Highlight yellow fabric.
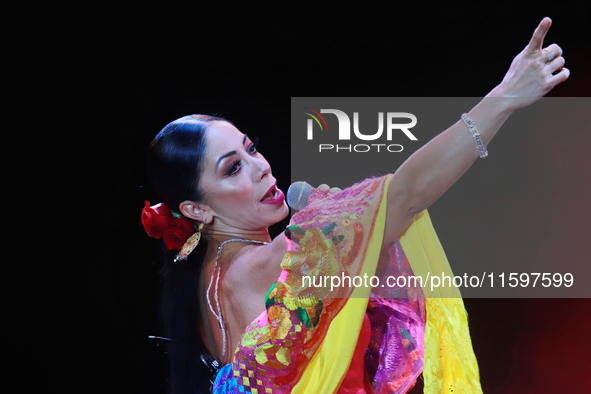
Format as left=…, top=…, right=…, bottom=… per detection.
left=291, top=176, right=390, bottom=393
left=291, top=178, right=483, bottom=393
left=399, top=210, right=483, bottom=393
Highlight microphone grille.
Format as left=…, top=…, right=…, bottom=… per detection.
left=286, top=181, right=312, bottom=211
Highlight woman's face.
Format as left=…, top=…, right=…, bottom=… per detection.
left=197, top=121, right=288, bottom=233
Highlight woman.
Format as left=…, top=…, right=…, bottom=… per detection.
left=141, top=18, right=568, bottom=394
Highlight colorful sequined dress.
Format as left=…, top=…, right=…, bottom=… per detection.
left=212, top=175, right=483, bottom=393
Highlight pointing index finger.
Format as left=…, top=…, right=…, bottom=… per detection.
left=526, top=17, right=552, bottom=53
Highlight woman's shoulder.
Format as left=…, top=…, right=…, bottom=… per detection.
left=223, top=233, right=287, bottom=327
left=225, top=232, right=287, bottom=287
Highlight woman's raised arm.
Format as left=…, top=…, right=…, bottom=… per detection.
left=382, top=17, right=570, bottom=246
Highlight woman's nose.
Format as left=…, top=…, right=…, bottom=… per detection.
left=251, top=156, right=271, bottom=181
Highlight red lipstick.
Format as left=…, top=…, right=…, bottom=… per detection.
left=260, top=182, right=285, bottom=205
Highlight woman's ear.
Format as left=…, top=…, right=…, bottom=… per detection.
left=179, top=200, right=212, bottom=224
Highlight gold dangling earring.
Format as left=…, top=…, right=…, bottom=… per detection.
left=175, top=222, right=205, bottom=262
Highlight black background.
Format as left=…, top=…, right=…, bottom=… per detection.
left=7, top=2, right=590, bottom=393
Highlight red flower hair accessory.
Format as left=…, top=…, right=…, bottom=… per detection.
left=141, top=201, right=196, bottom=251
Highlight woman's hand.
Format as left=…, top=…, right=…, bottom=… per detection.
left=317, top=184, right=342, bottom=194
left=489, top=17, right=569, bottom=109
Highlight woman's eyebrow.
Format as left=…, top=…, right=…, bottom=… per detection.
left=214, top=134, right=248, bottom=173
left=214, top=150, right=237, bottom=173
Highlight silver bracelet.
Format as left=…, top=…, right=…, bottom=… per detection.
left=461, top=113, right=488, bottom=159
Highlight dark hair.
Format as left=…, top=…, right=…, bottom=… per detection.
left=146, top=114, right=226, bottom=394
left=146, top=115, right=224, bottom=209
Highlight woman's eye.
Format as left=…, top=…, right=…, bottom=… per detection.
left=226, top=160, right=243, bottom=176
left=248, top=137, right=260, bottom=154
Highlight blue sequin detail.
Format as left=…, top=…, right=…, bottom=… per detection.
left=212, top=364, right=237, bottom=394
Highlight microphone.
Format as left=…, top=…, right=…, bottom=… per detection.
left=286, top=181, right=313, bottom=211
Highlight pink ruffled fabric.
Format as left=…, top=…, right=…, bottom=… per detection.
left=212, top=176, right=426, bottom=393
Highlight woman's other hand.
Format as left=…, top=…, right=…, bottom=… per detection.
left=317, top=184, right=342, bottom=194
left=490, top=17, right=570, bottom=109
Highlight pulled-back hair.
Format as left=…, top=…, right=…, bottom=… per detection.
left=146, top=114, right=227, bottom=394
left=146, top=114, right=226, bottom=210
